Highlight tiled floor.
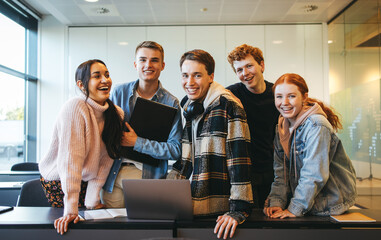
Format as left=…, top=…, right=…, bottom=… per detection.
left=355, top=178, right=381, bottom=209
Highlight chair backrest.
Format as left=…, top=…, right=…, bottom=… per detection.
left=11, top=162, right=39, bottom=171
left=17, top=179, right=51, bottom=207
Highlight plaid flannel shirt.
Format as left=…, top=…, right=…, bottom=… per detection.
left=168, top=94, right=253, bottom=223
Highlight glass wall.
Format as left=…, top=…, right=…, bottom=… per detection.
left=329, top=0, right=381, bottom=205
left=0, top=0, right=37, bottom=171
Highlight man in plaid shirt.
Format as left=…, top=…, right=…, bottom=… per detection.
left=167, top=49, right=253, bottom=239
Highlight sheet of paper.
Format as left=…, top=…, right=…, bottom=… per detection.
left=82, top=208, right=127, bottom=219
left=84, top=209, right=113, bottom=220
left=107, top=208, right=127, bottom=218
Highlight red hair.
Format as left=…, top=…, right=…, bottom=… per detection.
left=273, top=73, right=342, bottom=131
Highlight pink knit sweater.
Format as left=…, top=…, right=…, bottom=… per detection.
left=39, top=95, right=123, bottom=216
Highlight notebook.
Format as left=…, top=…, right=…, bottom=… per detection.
left=122, top=179, right=193, bottom=220
left=121, top=97, right=177, bottom=166
left=330, top=212, right=376, bottom=222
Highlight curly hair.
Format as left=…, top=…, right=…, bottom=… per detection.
left=227, top=44, right=264, bottom=72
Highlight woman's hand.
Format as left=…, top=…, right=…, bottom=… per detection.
left=263, top=206, right=283, bottom=217
left=269, top=209, right=296, bottom=219
left=54, top=213, right=80, bottom=235
left=121, top=122, right=137, bottom=147
left=214, top=215, right=238, bottom=239
left=87, top=203, right=106, bottom=210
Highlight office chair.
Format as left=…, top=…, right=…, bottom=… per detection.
left=11, top=162, right=39, bottom=171
left=17, top=179, right=51, bottom=207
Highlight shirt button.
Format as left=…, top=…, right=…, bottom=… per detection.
left=113, top=172, right=116, bottom=174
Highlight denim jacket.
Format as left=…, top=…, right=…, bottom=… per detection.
left=267, top=114, right=357, bottom=216
left=103, top=80, right=182, bottom=192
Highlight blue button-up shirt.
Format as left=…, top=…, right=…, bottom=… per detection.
left=103, top=80, right=182, bottom=192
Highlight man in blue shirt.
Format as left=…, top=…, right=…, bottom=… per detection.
left=102, top=41, right=182, bottom=208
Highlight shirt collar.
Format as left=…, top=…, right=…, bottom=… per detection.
left=130, top=79, right=164, bottom=101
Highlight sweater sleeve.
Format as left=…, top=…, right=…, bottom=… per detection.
left=84, top=154, right=114, bottom=208
left=56, top=100, right=89, bottom=216
left=225, top=101, right=253, bottom=223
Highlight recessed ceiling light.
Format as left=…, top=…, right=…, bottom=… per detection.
left=304, top=5, right=318, bottom=13
left=118, top=42, right=129, bottom=46
left=200, top=8, right=208, bottom=12
left=96, top=7, right=110, bottom=14
left=85, top=0, right=99, bottom=2
left=328, top=40, right=333, bottom=44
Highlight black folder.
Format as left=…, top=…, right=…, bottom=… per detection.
left=121, top=97, right=177, bottom=166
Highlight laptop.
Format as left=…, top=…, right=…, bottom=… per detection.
left=122, top=179, right=193, bottom=220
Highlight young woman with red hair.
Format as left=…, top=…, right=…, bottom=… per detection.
left=264, top=73, right=356, bottom=218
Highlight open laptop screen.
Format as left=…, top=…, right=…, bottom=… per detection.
left=122, top=179, right=193, bottom=220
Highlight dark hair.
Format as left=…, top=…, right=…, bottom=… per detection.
left=135, top=41, right=164, bottom=61
left=75, top=59, right=123, bottom=158
left=273, top=73, right=342, bottom=131
left=179, top=49, right=215, bottom=75
left=227, top=44, right=264, bottom=72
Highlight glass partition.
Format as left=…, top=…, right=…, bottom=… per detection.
left=328, top=0, right=381, bottom=208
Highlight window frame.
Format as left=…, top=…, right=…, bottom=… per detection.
left=0, top=0, right=38, bottom=163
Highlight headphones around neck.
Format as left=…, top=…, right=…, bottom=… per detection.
left=181, top=96, right=204, bottom=121
left=183, top=102, right=204, bottom=121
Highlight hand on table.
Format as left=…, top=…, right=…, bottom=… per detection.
left=267, top=209, right=296, bottom=219
left=54, top=213, right=80, bottom=235
left=214, top=214, right=238, bottom=239
left=263, top=206, right=283, bottom=217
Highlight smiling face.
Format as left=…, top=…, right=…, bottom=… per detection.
left=233, top=55, right=264, bottom=93
left=77, top=62, right=112, bottom=106
left=134, top=47, right=165, bottom=83
left=274, top=82, right=308, bottom=126
left=181, top=60, right=214, bottom=101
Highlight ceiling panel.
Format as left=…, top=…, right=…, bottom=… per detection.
left=221, top=3, right=257, bottom=16
left=21, top=0, right=354, bottom=25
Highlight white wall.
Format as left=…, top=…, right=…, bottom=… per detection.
left=38, top=16, right=66, bottom=161
left=38, top=22, right=328, bottom=160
